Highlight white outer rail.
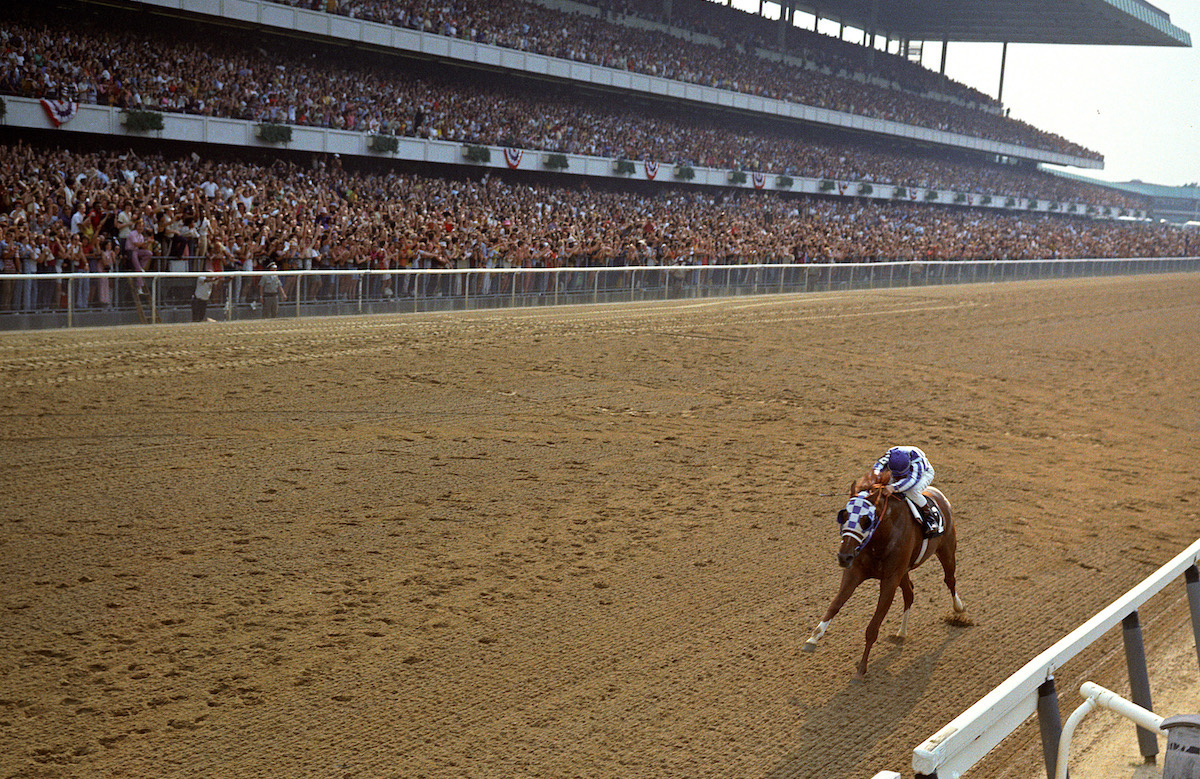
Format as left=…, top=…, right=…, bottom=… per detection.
left=910, top=538, right=1200, bottom=779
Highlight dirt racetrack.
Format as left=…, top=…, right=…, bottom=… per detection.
left=1, top=273, right=1198, bottom=779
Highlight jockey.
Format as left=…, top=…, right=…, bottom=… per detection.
left=873, top=446, right=943, bottom=538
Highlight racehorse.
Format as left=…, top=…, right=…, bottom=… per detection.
left=800, top=470, right=965, bottom=680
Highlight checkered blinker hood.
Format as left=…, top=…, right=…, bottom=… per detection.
left=840, top=492, right=877, bottom=548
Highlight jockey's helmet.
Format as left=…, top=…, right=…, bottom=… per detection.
left=887, top=449, right=911, bottom=477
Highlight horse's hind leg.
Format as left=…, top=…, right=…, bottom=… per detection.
left=936, top=540, right=966, bottom=613
left=893, top=573, right=914, bottom=640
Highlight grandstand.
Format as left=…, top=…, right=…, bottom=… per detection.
left=0, top=0, right=1192, bottom=327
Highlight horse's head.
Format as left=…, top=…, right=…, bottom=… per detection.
left=835, top=475, right=892, bottom=567
left=836, top=492, right=877, bottom=567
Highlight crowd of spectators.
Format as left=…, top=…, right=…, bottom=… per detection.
left=0, top=14, right=1132, bottom=210
left=0, top=140, right=1188, bottom=313
left=261, top=0, right=1098, bottom=159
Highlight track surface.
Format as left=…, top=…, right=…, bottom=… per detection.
left=1, top=275, right=1198, bottom=778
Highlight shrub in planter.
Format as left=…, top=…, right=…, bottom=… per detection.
left=613, top=158, right=636, bottom=176
left=543, top=153, right=569, bottom=170
left=776, top=175, right=794, bottom=189
left=0, top=96, right=8, bottom=122
left=818, top=179, right=835, bottom=192
left=953, top=193, right=967, bottom=204
left=257, top=123, right=292, bottom=144
left=980, top=195, right=993, bottom=206
left=462, top=145, right=491, bottom=163
left=1005, top=196, right=1017, bottom=207
left=728, top=170, right=747, bottom=185
left=891, top=186, right=907, bottom=199
left=368, top=134, right=399, bottom=153
left=121, top=109, right=164, bottom=132
left=1027, top=199, right=1039, bottom=210
left=857, top=183, right=873, bottom=196
left=925, top=189, right=939, bottom=201
left=674, top=165, right=695, bottom=181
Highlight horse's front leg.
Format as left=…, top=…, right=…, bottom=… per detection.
left=802, top=567, right=865, bottom=653
left=855, top=575, right=901, bottom=680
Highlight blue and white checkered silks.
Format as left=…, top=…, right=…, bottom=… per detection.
left=874, top=446, right=934, bottom=496
left=840, top=492, right=878, bottom=548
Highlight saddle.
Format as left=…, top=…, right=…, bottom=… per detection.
left=903, top=497, right=945, bottom=539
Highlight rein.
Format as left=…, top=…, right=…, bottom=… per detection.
left=863, top=482, right=892, bottom=518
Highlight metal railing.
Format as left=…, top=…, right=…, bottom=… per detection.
left=899, top=537, right=1200, bottom=779
left=0, top=257, right=1196, bottom=330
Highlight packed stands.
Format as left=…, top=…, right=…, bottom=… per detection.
left=257, top=0, right=1099, bottom=159
left=0, top=140, right=1188, bottom=312
left=0, top=1, right=1189, bottom=320
left=0, top=11, right=1132, bottom=208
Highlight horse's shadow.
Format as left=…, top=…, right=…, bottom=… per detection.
left=762, top=621, right=971, bottom=779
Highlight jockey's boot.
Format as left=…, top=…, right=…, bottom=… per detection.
left=919, top=502, right=945, bottom=539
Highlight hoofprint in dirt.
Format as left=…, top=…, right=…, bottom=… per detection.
left=0, top=274, right=1196, bottom=779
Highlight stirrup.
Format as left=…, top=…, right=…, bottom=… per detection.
left=921, top=506, right=945, bottom=539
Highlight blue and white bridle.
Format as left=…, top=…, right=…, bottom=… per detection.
left=839, top=491, right=878, bottom=549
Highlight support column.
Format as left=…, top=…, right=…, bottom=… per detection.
left=940, top=34, right=948, bottom=74
left=866, top=0, right=880, bottom=67
left=998, top=41, right=1008, bottom=102
left=778, top=2, right=787, bottom=50
left=1186, top=566, right=1200, bottom=672
left=1037, top=677, right=1063, bottom=779
left=1123, top=611, right=1159, bottom=763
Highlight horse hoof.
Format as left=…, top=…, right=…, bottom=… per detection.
left=801, top=641, right=818, bottom=654
left=851, top=670, right=866, bottom=683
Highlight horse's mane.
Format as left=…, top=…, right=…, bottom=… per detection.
left=851, top=469, right=893, bottom=496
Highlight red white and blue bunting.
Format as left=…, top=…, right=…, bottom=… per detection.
left=836, top=181, right=848, bottom=196
left=40, top=99, right=79, bottom=128
left=645, top=161, right=659, bottom=180
left=503, top=147, right=523, bottom=169
left=752, top=172, right=766, bottom=190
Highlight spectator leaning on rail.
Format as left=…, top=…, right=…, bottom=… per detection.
left=259, top=262, right=285, bottom=318
left=873, top=446, right=943, bottom=538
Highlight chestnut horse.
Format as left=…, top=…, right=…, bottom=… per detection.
left=801, top=471, right=965, bottom=679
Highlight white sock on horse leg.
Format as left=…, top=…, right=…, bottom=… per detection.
left=808, top=620, right=831, bottom=643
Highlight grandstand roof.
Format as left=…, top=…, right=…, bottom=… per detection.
left=790, top=0, right=1191, bottom=47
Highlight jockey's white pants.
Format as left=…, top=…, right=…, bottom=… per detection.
left=901, top=469, right=935, bottom=507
